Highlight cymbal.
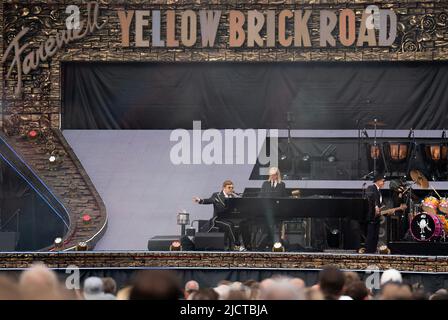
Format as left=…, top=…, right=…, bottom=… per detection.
left=410, top=170, right=429, bottom=189
left=366, top=120, right=387, bottom=127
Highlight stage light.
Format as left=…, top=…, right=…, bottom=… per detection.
left=378, top=245, right=391, bottom=255
left=302, top=154, right=310, bottom=162
left=170, top=240, right=182, bottom=251
left=27, top=129, right=39, bottom=140
left=54, top=237, right=63, bottom=248
left=76, top=242, right=88, bottom=251
left=82, top=214, right=92, bottom=225
left=388, top=143, right=408, bottom=162
left=370, top=145, right=381, bottom=160
left=327, top=155, right=336, bottom=162
left=425, top=144, right=448, bottom=162
left=177, top=211, right=190, bottom=236
left=48, top=152, right=63, bottom=170
left=272, top=242, right=285, bottom=252
left=291, top=190, right=301, bottom=198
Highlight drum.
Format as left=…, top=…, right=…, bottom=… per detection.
left=422, top=196, right=439, bottom=215
left=439, top=198, right=448, bottom=215
left=438, top=214, right=448, bottom=234
left=410, top=213, right=443, bottom=241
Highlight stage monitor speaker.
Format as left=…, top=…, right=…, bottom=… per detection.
left=194, top=232, right=225, bottom=251
left=147, top=235, right=179, bottom=251
left=0, top=232, right=18, bottom=251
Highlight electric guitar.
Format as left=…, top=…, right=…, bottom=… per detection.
left=379, top=204, right=408, bottom=216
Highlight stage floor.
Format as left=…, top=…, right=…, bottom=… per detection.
left=0, top=251, right=447, bottom=273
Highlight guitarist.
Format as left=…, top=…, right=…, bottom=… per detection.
left=365, top=174, right=386, bottom=253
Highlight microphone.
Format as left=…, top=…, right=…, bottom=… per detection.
left=408, top=128, right=413, bottom=138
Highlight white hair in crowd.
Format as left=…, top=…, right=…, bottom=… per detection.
left=213, top=284, right=231, bottom=300
left=19, top=263, right=61, bottom=300
left=381, top=269, right=403, bottom=286
left=259, top=278, right=305, bottom=300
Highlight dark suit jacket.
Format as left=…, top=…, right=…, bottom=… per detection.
left=365, top=184, right=383, bottom=222
left=199, top=191, right=231, bottom=218
left=259, top=181, right=287, bottom=198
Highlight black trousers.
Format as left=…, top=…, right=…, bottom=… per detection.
left=366, top=221, right=380, bottom=253
left=210, top=217, right=251, bottom=249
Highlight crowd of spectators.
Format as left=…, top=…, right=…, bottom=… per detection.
left=0, top=263, right=447, bottom=300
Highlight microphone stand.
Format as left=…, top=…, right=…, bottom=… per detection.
left=406, top=128, right=417, bottom=178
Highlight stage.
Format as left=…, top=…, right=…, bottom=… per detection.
left=0, top=251, right=446, bottom=291
left=0, top=250, right=443, bottom=272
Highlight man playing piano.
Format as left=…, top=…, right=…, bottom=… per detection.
left=193, top=180, right=249, bottom=251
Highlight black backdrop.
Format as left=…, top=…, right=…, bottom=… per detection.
left=62, top=61, right=448, bottom=130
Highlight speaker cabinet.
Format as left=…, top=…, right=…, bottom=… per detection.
left=194, top=232, right=225, bottom=251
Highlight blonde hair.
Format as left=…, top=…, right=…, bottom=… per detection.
left=268, top=167, right=282, bottom=183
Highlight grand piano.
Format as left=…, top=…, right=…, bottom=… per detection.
left=224, top=197, right=368, bottom=220
left=222, top=196, right=369, bottom=250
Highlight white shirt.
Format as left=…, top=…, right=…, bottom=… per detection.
left=375, top=183, right=382, bottom=204
left=271, top=181, right=278, bottom=188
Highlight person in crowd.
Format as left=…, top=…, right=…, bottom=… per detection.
left=102, top=277, right=117, bottom=296
left=380, top=269, right=403, bottom=286
left=184, top=280, right=199, bottom=299
left=189, top=288, right=219, bottom=300
left=18, top=263, right=63, bottom=300
left=83, top=277, right=115, bottom=300
left=129, top=270, right=182, bottom=300
left=258, top=277, right=305, bottom=300
left=344, top=281, right=370, bottom=300
left=0, top=276, right=21, bottom=300
left=318, top=266, right=346, bottom=300
left=379, top=282, right=412, bottom=300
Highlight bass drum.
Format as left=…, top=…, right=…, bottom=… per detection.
left=410, top=213, right=443, bottom=241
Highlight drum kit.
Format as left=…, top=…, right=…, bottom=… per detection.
left=407, top=169, right=448, bottom=242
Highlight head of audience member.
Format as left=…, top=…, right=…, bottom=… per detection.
left=243, top=281, right=260, bottom=300
left=189, top=288, right=219, bottom=300
left=222, top=180, right=234, bottom=196
left=342, top=271, right=360, bottom=290
left=0, top=276, right=21, bottom=300
left=344, top=281, right=369, bottom=300
left=116, top=286, right=132, bottom=300
left=289, top=278, right=306, bottom=291
left=258, top=278, right=305, bottom=300
left=380, top=269, right=403, bottom=287
left=318, top=266, right=345, bottom=300
left=411, top=283, right=428, bottom=300
left=19, top=263, right=62, bottom=300
left=429, top=289, right=448, bottom=300
left=268, top=167, right=282, bottom=183
left=83, top=277, right=115, bottom=300
left=102, top=277, right=117, bottom=296
left=129, top=270, right=182, bottom=300
left=184, top=280, right=199, bottom=299
left=380, top=282, right=412, bottom=300
left=305, top=286, right=324, bottom=300
left=213, top=284, right=231, bottom=300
